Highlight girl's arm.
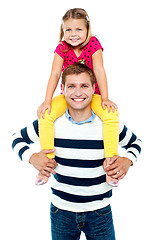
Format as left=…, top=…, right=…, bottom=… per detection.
left=92, top=49, right=118, bottom=112
left=37, top=53, right=64, bottom=118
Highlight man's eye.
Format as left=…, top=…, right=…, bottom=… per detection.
left=82, top=85, right=88, bottom=88
left=68, top=85, right=74, bottom=88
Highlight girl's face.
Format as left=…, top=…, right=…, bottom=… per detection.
left=63, top=18, right=87, bottom=48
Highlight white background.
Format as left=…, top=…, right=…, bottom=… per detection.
left=1, top=0, right=160, bottom=239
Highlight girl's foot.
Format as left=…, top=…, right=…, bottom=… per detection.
left=105, top=158, right=119, bottom=187
left=106, top=175, right=119, bottom=187
left=35, top=172, right=49, bottom=185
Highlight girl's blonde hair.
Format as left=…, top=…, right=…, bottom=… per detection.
left=59, top=8, right=92, bottom=49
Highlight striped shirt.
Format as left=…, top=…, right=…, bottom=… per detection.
left=12, top=115, right=142, bottom=212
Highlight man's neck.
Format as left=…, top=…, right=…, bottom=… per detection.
left=68, top=106, right=92, bottom=123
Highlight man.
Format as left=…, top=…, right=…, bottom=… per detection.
left=12, top=63, right=142, bottom=240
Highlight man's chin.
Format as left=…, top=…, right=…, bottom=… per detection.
left=69, top=102, right=91, bottom=112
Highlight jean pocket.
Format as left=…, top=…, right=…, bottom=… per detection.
left=94, top=205, right=112, bottom=216
left=50, top=203, right=59, bottom=214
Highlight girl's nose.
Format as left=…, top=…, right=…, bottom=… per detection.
left=71, top=30, right=76, bottom=36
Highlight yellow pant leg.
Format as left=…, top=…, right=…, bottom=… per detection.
left=91, top=94, right=119, bottom=158
left=38, top=95, right=68, bottom=159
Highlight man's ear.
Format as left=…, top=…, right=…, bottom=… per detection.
left=92, top=83, right=95, bottom=93
left=62, top=84, right=65, bottom=95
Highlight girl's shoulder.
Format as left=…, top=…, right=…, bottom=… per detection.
left=54, top=41, right=70, bottom=58
left=55, top=41, right=69, bottom=51
left=86, top=36, right=103, bottom=53
left=88, top=36, right=102, bottom=45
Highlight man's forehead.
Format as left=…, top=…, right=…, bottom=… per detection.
left=65, top=72, right=91, bottom=83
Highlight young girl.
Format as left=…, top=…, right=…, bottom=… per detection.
left=37, top=8, right=119, bottom=187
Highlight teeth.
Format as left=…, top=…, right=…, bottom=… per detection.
left=71, top=38, right=79, bottom=41
left=73, top=98, right=84, bottom=102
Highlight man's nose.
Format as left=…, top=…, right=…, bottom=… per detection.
left=74, top=87, right=82, bottom=96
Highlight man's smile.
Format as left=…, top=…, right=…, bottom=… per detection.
left=71, top=98, right=86, bottom=102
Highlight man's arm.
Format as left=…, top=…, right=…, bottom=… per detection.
left=12, top=120, right=57, bottom=177
left=12, top=120, right=39, bottom=162
left=118, top=121, right=142, bottom=164
left=103, top=120, right=142, bottom=180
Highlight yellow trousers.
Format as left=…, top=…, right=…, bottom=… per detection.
left=38, top=94, right=119, bottom=159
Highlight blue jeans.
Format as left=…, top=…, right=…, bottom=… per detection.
left=50, top=203, right=115, bottom=240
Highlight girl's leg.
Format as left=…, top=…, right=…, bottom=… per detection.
left=36, top=95, right=68, bottom=185
left=91, top=94, right=119, bottom=187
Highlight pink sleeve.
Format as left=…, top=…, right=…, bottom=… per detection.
left=54, top=42, right=67, bottom=59
left=89, top=36, right=104, bottom=55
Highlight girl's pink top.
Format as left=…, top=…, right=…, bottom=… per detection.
left=54, top=36, right=103, bottom=94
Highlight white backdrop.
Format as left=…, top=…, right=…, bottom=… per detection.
left=1, top=0, right=160, bottom=239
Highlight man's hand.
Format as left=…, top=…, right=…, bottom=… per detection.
left=29, top=149, right=58, bottom=177
left=103, top=155, right=133, bottom=180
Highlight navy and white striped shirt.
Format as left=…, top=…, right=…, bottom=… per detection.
left=12, top=114, right=142, bottom=212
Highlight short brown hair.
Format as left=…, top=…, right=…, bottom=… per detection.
left=62, top=63, right=95, bottom=86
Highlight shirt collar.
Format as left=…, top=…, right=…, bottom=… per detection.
left=65, top=108, right=96, bottom=125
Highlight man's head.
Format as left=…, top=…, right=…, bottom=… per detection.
left=62, top=63, right=95, bottom=117
left=62, top=63, right=95, bottom=86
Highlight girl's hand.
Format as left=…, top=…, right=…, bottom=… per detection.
left=101, top=99, right=118, bottom=113
left=37, top=100, right=51, bottom=119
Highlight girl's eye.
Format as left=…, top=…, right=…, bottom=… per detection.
left=77, top=28, right=82, bottom=31
left=66, top=29, right=71, bottom=32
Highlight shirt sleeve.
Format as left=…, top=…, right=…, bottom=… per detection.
left=12, top=120, right=39, bottom=163
left=118, top=120, right=142, bottom=164
left=54, top=41, right=68, bottom=60
left=89, top=36, right=104, bottom=56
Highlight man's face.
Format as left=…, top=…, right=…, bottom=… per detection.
left=62, top=72, right=95, bottom=112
